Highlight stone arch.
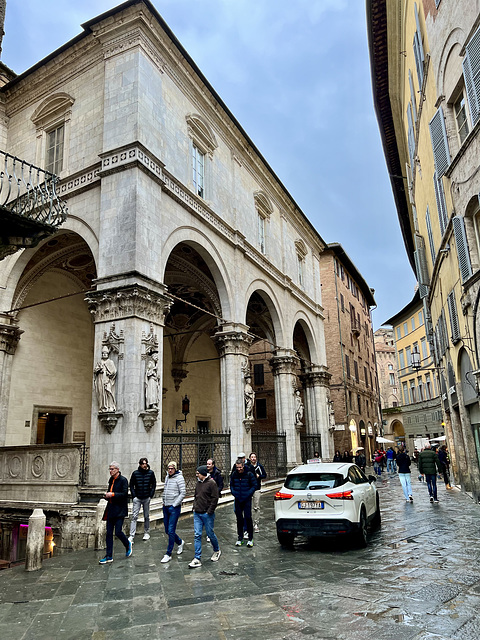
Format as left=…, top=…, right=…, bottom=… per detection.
left=435, top=27, right=465, bottom=100
left=291, top=312, right=318, bottom=365
left=161, top=226, right=232, bottom=320
left=31, top=92, right=75, bottom=126
left=244, top=280, right=284, bottom=347
left=185, top=113, right=218, bottom=157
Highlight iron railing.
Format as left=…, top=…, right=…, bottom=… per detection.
left=0, top=151, right=67, bottom=227
left=251, top=430, right=287, bottom=479
left=162, top=428, right=231, bottom=493
left=300, top=434, right=322, bottom=463
left=79, top=444, right=89, bottom=486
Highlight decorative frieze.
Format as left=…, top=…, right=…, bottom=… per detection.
left=85, top=284, right=173, bottom=324
left=58, top=165, right=101, bottom=199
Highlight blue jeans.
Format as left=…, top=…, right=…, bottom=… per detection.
left=106, top=517, right=129, bottom=558
left=193, top=512, right=219, bottom=559
left=425, top=474, right=438, bottom=500
left=163, top=504, right=182, bottom=556
left=387, top=459, right=395, bottom=472
left=234, top=499, right=253, bottom=540
left=398, top=473, right=412, bottom=499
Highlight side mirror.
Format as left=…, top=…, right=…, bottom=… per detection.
left=368, top=475, right=377, bottom=483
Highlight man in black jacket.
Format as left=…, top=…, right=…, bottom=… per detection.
left=230, top=458, right=257, bottom=547
left=129, top=457, right=157, bottom=543
left=206, top=458, right=224, bottom=492
left=100, top=461, right=132, bottom=564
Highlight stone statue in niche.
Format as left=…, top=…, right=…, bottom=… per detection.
left=294, top=389, right=304, bottom=425
left=244, top=375, right=255, bottom=420
left=94, top=345, right=117, bottom=412
left=145, top=351, right=159, bottom=409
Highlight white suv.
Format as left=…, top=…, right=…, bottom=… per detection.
left=274, top=462, right=380, bottom=547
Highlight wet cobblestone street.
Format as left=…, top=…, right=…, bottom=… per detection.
left=1, top=470, right=480, bottom=639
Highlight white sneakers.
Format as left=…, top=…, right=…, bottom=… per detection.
left=160, top=554, right=171, bottom=563
left=243, top=531, right=249, bottom=539
left=246, top=540, right=254, bottom=548
left=128, top=535, right=134, bottom=543
left=254, top=525, right=259, bottom=533
left=189, top=558, right=202, bottom=568
left=211, top=550, right=221, bottom=562
left=177, top=540, right=184, bottom=555
left=143, top=532, right=150, bottom=541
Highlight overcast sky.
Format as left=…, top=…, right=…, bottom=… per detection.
left=2, top=0, right=417, bottom=328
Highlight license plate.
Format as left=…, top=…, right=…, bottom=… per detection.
left=298, top=501, right=324, bottom=509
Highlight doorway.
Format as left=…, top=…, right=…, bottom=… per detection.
left=36, top=413, right=65, bottom=444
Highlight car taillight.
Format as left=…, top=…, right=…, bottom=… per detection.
left=325, top=490, right=354, bottom=500
left=274, top=491, right=294, bottom=500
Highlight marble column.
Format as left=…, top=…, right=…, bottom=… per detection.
left=86, top=281, right=172, bottom=485
left=301, top=366, right=333, bottom=460
left=270, top=349, right=301, bottom=469
left=0, top=315, right=23, bottom=446
left=213, top=323, right=253, bottom=465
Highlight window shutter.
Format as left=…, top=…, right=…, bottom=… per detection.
left=414, top=234, right=430, bottom=298
left=429, top=108, right=450, bottom=177
left=447, top=291, right=460, bottom=344
left=413, top=3, right=425, bottom=87
left=433, top=172, right=448, bottom=235
left=409, top=70, right=417, bottom=122
left=407, top=103, right=416, bottom=171
left=425, top=206, right=436, bottom=264
left=452, top=215, right=473, bottom=282
left=463, top=25, right=480, bottom=126
left=405, top=163, right=414, bottom=204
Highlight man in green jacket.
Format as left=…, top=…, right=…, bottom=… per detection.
left=418, top=443, right=443, bottom=503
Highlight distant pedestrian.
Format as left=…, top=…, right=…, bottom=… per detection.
left=206, top=458, right=224, bottom=493
left=333, top=450, right=342, bottom=462
left=418, top=443, right=442, bottom=503
left=313, top=451, right=321, bottom=459
left=231, top=451, right=255, bottom=475
left=354, top=449, right=366, bottom=472
left=188, top=465, right=221, bottom=568
left=437, top=445, right=452, bottom=489
left=161, top=461, right=186, bottom=563
left=342, top=450, right=353, bottom=463
left=99, top=461, right=132, bottom=564
left=396, top=446, right=413, bottom=502
left=249, top=452, right=267, bottom=532
left=373, top=450, right=384, bottom=475
left=129, top=457, right=156, bottom=543
left=230, top=458, right=256, bottom=547
left=386, top=447, right=397, bottom=473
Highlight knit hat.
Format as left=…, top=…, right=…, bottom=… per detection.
left=167, top=461, right=177, bottom=470
left=196, top=465, right=208, bottom=477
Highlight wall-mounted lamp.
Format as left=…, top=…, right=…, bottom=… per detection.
left=411, top=346, right=422, bottom=370
left=176, top=394, right=190, bottom=429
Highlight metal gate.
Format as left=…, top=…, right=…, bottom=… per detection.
left=251, top=431, right=287, bottom=479
left=161, top=430, right=231, bottom=493
left=300, top=434, right=322, bottom=463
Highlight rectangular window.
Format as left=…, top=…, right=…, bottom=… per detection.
left=418, top=310, right=424, bottom=325
left=389, top=373, right=395, bottom=386
left=340, top=294, right=344, bottom=312
left=345, top=354, right=350, bottom=378
left=447, top=290, right=461, bottom=344
left=406, top=346, right=412, bottom=369
left=452, top=216, right=473, bottom=282
left=298, top=255, right=304, bottom=288
left=410, top=380, right=417, bottom=404
left=454, top=92, right=470, bottom=144
left=396, top=326, right=402, bottom=340
left=258, top=214, right=266, bottom=254
left=413, top=3, right=425, bottom=88
left=434, top=172, right=449, bottom=236
left=253, top=364, right=264, bottom=386
left=46, top=125, right=64, bottom=174
left=403, top=322, right=409, bottom=336
left=417, top=377, right=424, bottom=401
left=421, top=337, right=428, bottom=359
left=364, top=366, right=368, bottom=387
left=463, top=24, right=480, bottom=126
left=411, top=317, right=416, bottom=332
left=398, top=350, right=405, bottom=371
left=255, top=398, right=267, bottom=420
left=426, top=206, right=436, bottom=264
left=192, top=144, right=205, bottom=197
left=402, top=381, right=409, bottom=404
left=425, top=373, right=432, bottom=399
left=429, top=107, right=451, bottom=178
left=354, top=360, right=359, bottom=382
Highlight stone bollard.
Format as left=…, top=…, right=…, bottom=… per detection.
left=25, top=509, right=46, bottom=572
left=95, top=499, right=107, bottom=550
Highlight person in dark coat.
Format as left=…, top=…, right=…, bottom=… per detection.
left=354, top=449, right=366, bottom=472
left=129, top=457, right=157, bottom=543
left=418, top=443, right=443, bottom=503
left=206, top=458, right=224, bottom=492
left=99, top=461, right=132, bottom=564
left=437, top=445, right=451, bottom=489
left=342, top=450, right=353, bottom=463
left=333, top=450, right=342, bottom=462
left=396, top=446, right=413, bottom=502
left=230, top=458, right=257, bottom=546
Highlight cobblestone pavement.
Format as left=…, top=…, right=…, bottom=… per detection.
left=1, top=470, right=480, bottom=640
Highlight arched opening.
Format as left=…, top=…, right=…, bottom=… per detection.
left=7, top=231, right=96, bottom=446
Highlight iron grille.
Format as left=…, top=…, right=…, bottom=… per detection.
left=162, top=429, right=231, bottom=493
left=300, top=435, right=322, bottom=463
left=251, top=431, right=287, bottom=479
left=79, top=444, right=89, bottom=486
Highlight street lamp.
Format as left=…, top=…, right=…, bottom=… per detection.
left=411, top=346, right=421, bottom=370
left=176, top=395, right=190, bottom=429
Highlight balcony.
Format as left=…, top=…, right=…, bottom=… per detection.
left=351, top=318, right=361, bottom=337
left=0, top=151, right=67, bottom=260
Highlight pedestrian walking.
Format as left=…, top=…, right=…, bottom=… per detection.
left=386, top=447, right=397, bottom=473
left=129, top=457, right=156, bottom=543
left=354, top=449, right=366, bottom=472
left=437, top=445, right=452, bottom=489
left=249, top=452, right=267, bottom=533
left=333, top=450, right=342, bottom=462
left=206, top=458, right=224, bottom=493
left=396, top=446, right=413, bottom=502
left=188, top=465, right=221, bottom=568
left=230, top=457, right=256, bottom=547
left=373, top=450, right=384, bottom=475
left=418, top=443, right=442, bottom=503
left=99, top=461, right=132, bottom=564
left=342, top=450, right=353, bottom=463
left=161, top=461, right=186, bottom=563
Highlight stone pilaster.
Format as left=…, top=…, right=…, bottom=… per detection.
left=213, top=323, right=253, bottom=463
left=270, top=349, right=301, bottom=468
left=0, top=317, right=23, bottom=446
left=85, top=282, right=172, bottom=485
left=301, top=366, right=334, bottom=460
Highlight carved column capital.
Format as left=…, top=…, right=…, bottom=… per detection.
left=213, top=323, right=253, bottom=357
left=270, top=350, right=298, bottom=376
left=85, top=284, right=173, bottom=325
left=0, top=323, right=23, bottom=355
left=300, top=366, right=332, bottom=388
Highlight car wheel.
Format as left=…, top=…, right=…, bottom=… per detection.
left=277, top=531, right=295, bottom=547
left=353, top=507, right=368, bottom=548
left=371, top=495, right=381, bottom=529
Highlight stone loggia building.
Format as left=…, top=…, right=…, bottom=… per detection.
left=0, top=1, right=334, bottom=553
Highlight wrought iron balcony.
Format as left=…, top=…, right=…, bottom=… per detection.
left=0, top=150, right=67, bottom=260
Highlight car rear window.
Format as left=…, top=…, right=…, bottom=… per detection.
left=284, top=473, right=346, bottom=490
